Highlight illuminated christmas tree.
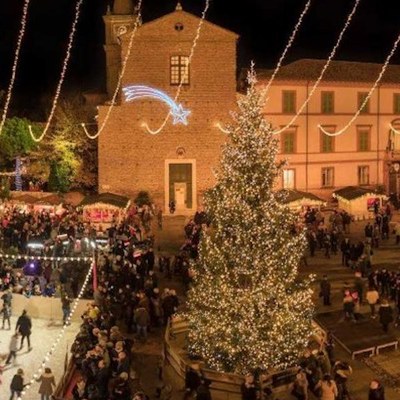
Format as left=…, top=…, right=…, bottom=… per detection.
left=186, top=68, right=314, bottom=374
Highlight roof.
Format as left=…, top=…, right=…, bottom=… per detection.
left=256, top=59, right=400, bottom=84
left=13, top=194, right=37, bottom=204
left=35, top=194, right=63, bottom=206
left=277, top=189, right=326, bottom=204
left=79, top=192, right=131, bottom=209
left=333, top=186, right=385, bottom=201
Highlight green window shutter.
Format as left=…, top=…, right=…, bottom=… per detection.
left=322, top=92, right=334, bottom=114
left=283, top=132, right=295, bottom=153
left=394, top=94, right=400, bottom=114
left=283, top=91, right=295, bottom=113
left=358, top=93, right=369, bottom=114
left=359, top=130, right=369, bottom=151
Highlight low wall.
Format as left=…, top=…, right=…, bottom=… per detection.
left=164, top=318, right=325, bottom=400
left=0, top=291, right=89, bottom=323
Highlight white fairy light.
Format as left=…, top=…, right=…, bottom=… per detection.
left=272, top=0, right=361, bottom=135
left=0, top=0, right=31, bottom=135
left=18, top=262, right=93, bottom=400
left=82, top=0, right=143, bottom=140
left=141, top=0, right=211, bottom=135
left=29, top=0, right=85, bottom=142
left=263, top=0, right=312, bottom=96
left=390, top=123, right=400, bottom=135
left=320, top=31, right=400, bottom=136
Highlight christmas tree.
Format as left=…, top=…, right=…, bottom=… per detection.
left=186, top=68, right=314, bottom=374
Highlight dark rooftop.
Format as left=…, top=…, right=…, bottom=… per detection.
left=79, top=192, right=131, bottom=209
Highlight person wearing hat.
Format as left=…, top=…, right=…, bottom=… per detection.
left=10, top=368, right=25, bottom=400
left=15, top=309, right=32, bottom=351
left=368, top=379, right=385, bottom=400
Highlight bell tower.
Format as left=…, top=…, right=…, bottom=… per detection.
left=103, top=0, right=137, bottom=98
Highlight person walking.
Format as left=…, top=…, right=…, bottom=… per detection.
left=368, top=379, right=385, bottom=400
left=5, top=332, right=19, bottom=365
left=366, top=286, right=380, bottom=319
left=9, top=368, right=25, bottom=400
left=1, top=302, right=11, bottom=329
left=61, top=294, right=72, bottom=325
left=36, top=368, right=56, bottom=400
left=378, top=299, right=394, bottom=333
left=15, top=309, right=32, bottom=351
left=319, top=275, right=331, bottom=306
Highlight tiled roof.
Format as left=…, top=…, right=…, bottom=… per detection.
left=80, top=192, right=131, bottom=209
left=256, top=59, right=400, bottom=84
left=333, top=186, right=383, bottom=200
left=277, top=189, right=326, bottom=204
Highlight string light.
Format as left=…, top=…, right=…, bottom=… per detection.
left=272, top=0, right=361, bottom=135
left=141, top=0, right=211, bottom=135
left=0, top=253, right=92, bottom=262
left=214, top=122, right=231, bottom=134
left=263, top=0, right=312, bottom=96
left=82, top=0, right=143, bottom=140
left=17, top=262, right=94, bottom=400
left=0, top=0, right=31, bottom=136
left=29, top=0, right=85, bottom=142
left=186, top=67, right=314, bottom=374
left=320, top=31, right=400, bottom=137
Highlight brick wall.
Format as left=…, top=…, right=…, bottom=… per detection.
left=99, top=10, right=238, bottom=210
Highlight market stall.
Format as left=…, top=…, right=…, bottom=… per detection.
left=11, top=193, right=37, bottom=212
left=333, top=186, right=388, bottom=220
left=79, top=192, right=131, bottom=228
left=33, top=194, right=64, bottom=215
left=277, top=189, right=327, bottom=211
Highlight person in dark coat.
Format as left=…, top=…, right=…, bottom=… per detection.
left=320, top=275, right=331, bottom=306
left=196, top=378, right=212, bottom=400
left=184, top=365, right=201, bottom=400
left=241, top=374, right=258, bottom=400
left=95, top=359, right=110, bottom=400
left=10, top=368, right=25, bottom=400
left=378, top=299, right=393, bottom=333
left=368, top=379, right=385, bottom=400
left=15, top=309, right=32, bottom=351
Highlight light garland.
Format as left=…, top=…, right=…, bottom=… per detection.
left=17, top=262, right=94, bottom=400
left=82, top=0, right=143, bottom=140
left=320, top=31, right=400, bottom=137
left=141, top=0, right=211, bottom=135
left=0, top=0, right=31, bottom=136
left=29, top=0, right=85, bottom=143
left=263, top=0, right=312, bottom=96
left=272, top=0, right=361, bottom=135
left=0, top=253, right=93, bottom=262
left=214, top=122, right=231, bottom=134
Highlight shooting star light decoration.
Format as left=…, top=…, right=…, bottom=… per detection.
left=122, top=85, right=191, bottom=129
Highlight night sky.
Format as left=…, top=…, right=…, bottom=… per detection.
left=0, top=0, right=399, bottom=107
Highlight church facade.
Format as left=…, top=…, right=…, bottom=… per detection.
left=98, top=1, right=238, bottom=213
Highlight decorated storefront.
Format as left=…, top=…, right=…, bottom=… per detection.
left=333, top=186, right=388, bottom=220
left=79, top=192, right=131, bottom=227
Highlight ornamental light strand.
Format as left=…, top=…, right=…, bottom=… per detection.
left=29, top=0, right=85, bottom=143
left=263, top=0, right=312, bottom=96
left=141, top=0, right=211, bottom=135
left=0, top=0, right=31, bottom=136
left=81, top=0, right=143, bottom=140
left=17, top=263, right=94, bottom=400
left=320, top=31, right=400, bottom=137
left=272, top=0, right=362, bottom=135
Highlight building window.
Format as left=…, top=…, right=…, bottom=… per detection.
left=283, top=169, right=295, bottom=189
left=321, top=167, right=334, bottom=188
left=394, top=93, right=400, bottom=114
left=282, top=91, right=296, bottom=113
left=281, top=131, right=296, bottom=153
left=358, top=166, right=369, bottom=185
left=358, top=92, right=370, bottom=114
left=321, top=91, right=334, bottom=114
left=170, top=56, right=189, bottom=85
left=357, top=127, right=370, bottom=151
left=320, top=127, right=335, bottom=153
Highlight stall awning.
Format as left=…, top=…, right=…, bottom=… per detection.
left=34, top=194, right=63, bottom=206
left=333, top=186, right=386, bottom=201
left=277, top=189, right=326, bottom=205
left=79, top=192, right=131, bottom=210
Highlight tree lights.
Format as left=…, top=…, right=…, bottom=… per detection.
left=186, top=68, right=314, bottom=374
